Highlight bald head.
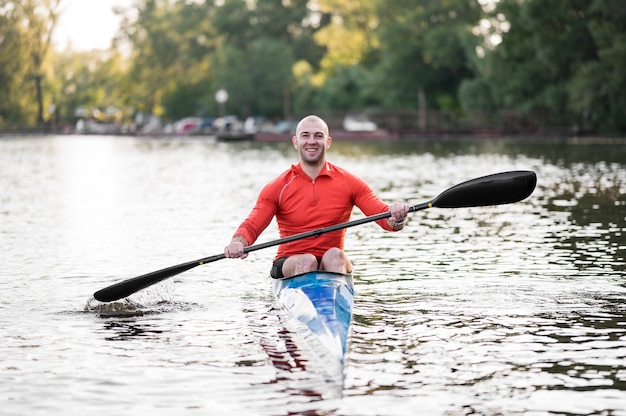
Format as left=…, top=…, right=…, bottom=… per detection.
left=296, top=115, right=329, bottom=137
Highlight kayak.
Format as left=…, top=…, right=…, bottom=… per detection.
left=273, top=271, right=354, bottom=385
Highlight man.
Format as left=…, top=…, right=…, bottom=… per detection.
left=224, top=115, right=410, bottom=278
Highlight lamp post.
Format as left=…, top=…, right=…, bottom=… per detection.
left=215, top=88, right=228, bottom=117
left=48, top=103, right=56, bottom=132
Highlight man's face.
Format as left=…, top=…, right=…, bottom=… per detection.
left=293, top=118, right=331, bottom=165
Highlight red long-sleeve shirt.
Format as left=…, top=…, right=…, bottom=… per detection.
left=234, top=162, right=395, bottom=260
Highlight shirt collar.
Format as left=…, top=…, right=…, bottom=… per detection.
left=292, top=162, right=335, bottom=178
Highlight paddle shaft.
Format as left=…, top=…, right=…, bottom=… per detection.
left=92, top=205, right=425, bottom=302
left=93, top=170, right=536, bottom=302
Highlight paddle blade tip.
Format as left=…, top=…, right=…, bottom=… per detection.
left=93, top=289, right=122, bottom=303
left=518, top=170, right=537, bottom=201
left=432, top=170, right=537, bottom=208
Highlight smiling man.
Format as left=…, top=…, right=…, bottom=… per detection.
left=224, top=114, right=409, bottom=278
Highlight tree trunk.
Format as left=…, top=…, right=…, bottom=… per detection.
left=418, top=86, right=427, bottom=131
left=35, top=73, right=44, bottom=125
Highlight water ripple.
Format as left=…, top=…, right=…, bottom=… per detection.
left=1, top=136, right=625, bottom=415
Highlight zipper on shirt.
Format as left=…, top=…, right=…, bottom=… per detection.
left=309, top=178, right=318, bottom=206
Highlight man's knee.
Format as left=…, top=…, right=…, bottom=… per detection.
left=322, top=247, right=344, bottom=260
left=297, top=254, right=319, bottom=271
left=284, top=254, right=319, bottom=277
left=321, top=248, right=350, bottom=273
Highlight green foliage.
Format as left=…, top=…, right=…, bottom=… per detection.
left=463, top=0, right=626, bottom=133
left=0, top=4, right=32, bottom=124
left=568, top=0, right=626, bottom=132
left=362, top=0, right=482, bottom=113
left=48, top=50, right=126, bottom=122
left=209, top=0, right=322, bottom=118
left=314, top=64, right=377, bottom=111
left=0, top=0, right=60, bottom=126
left=1, top=0, right=625, bottom=133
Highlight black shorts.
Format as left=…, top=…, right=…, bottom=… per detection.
left=270, top=256, right=322, bottom=279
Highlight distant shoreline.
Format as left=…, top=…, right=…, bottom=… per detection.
left=2, top=128, right=625, bottom=145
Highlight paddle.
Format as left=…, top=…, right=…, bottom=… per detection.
left=93, top=170, right=537, bottom=302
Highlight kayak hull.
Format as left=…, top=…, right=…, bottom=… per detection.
left=273, top=271, right=354, bottom=384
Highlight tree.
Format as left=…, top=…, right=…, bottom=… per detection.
left=48, top=49, right=127, bottom=124
left=0, top=1, right=30, bottom=125
left=462, top=0, right=626, bottom=133
left=210, top=0, right=325, bottom=118
left=567, top=0, right=626, bottom=132
left=308, top=0, right=381, bottom=110
left=377, top=0, right=481, bottom=113
left=0, top=0, right=60, bottom=126
left=21, top=0, right=61, bottom=125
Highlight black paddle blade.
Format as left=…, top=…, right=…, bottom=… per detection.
left=432, top=170, right=537, bottom=208
left=93, top=261, right=201, bottom=302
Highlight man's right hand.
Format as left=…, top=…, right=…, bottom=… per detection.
left=224, top=236, right=248, bottom=259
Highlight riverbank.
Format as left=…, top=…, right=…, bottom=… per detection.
left=2, top=125, right=625, bottom=145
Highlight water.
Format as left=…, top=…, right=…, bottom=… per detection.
left=1, top=134, right=624, bottom=415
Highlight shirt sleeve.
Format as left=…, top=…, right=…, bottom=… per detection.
left=350, top=173, right=396, bottom=232
left=233, top=182, right=279, bottom=245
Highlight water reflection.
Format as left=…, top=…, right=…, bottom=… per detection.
left=540, top=163, right=626, bottom=273
left=246, top=304, right=346, bottom=403
left=103, top=321, right=168, bottom=341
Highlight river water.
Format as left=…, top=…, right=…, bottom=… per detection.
left=1, top=134, right=624, bottom=415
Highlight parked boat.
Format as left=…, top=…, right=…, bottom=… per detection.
left=273, top=271, right=354, bottom=386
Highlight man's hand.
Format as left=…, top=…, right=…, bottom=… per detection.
left=388, top=202, right=410, bottom=230
left=224, top=236, right=249, bottom=259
